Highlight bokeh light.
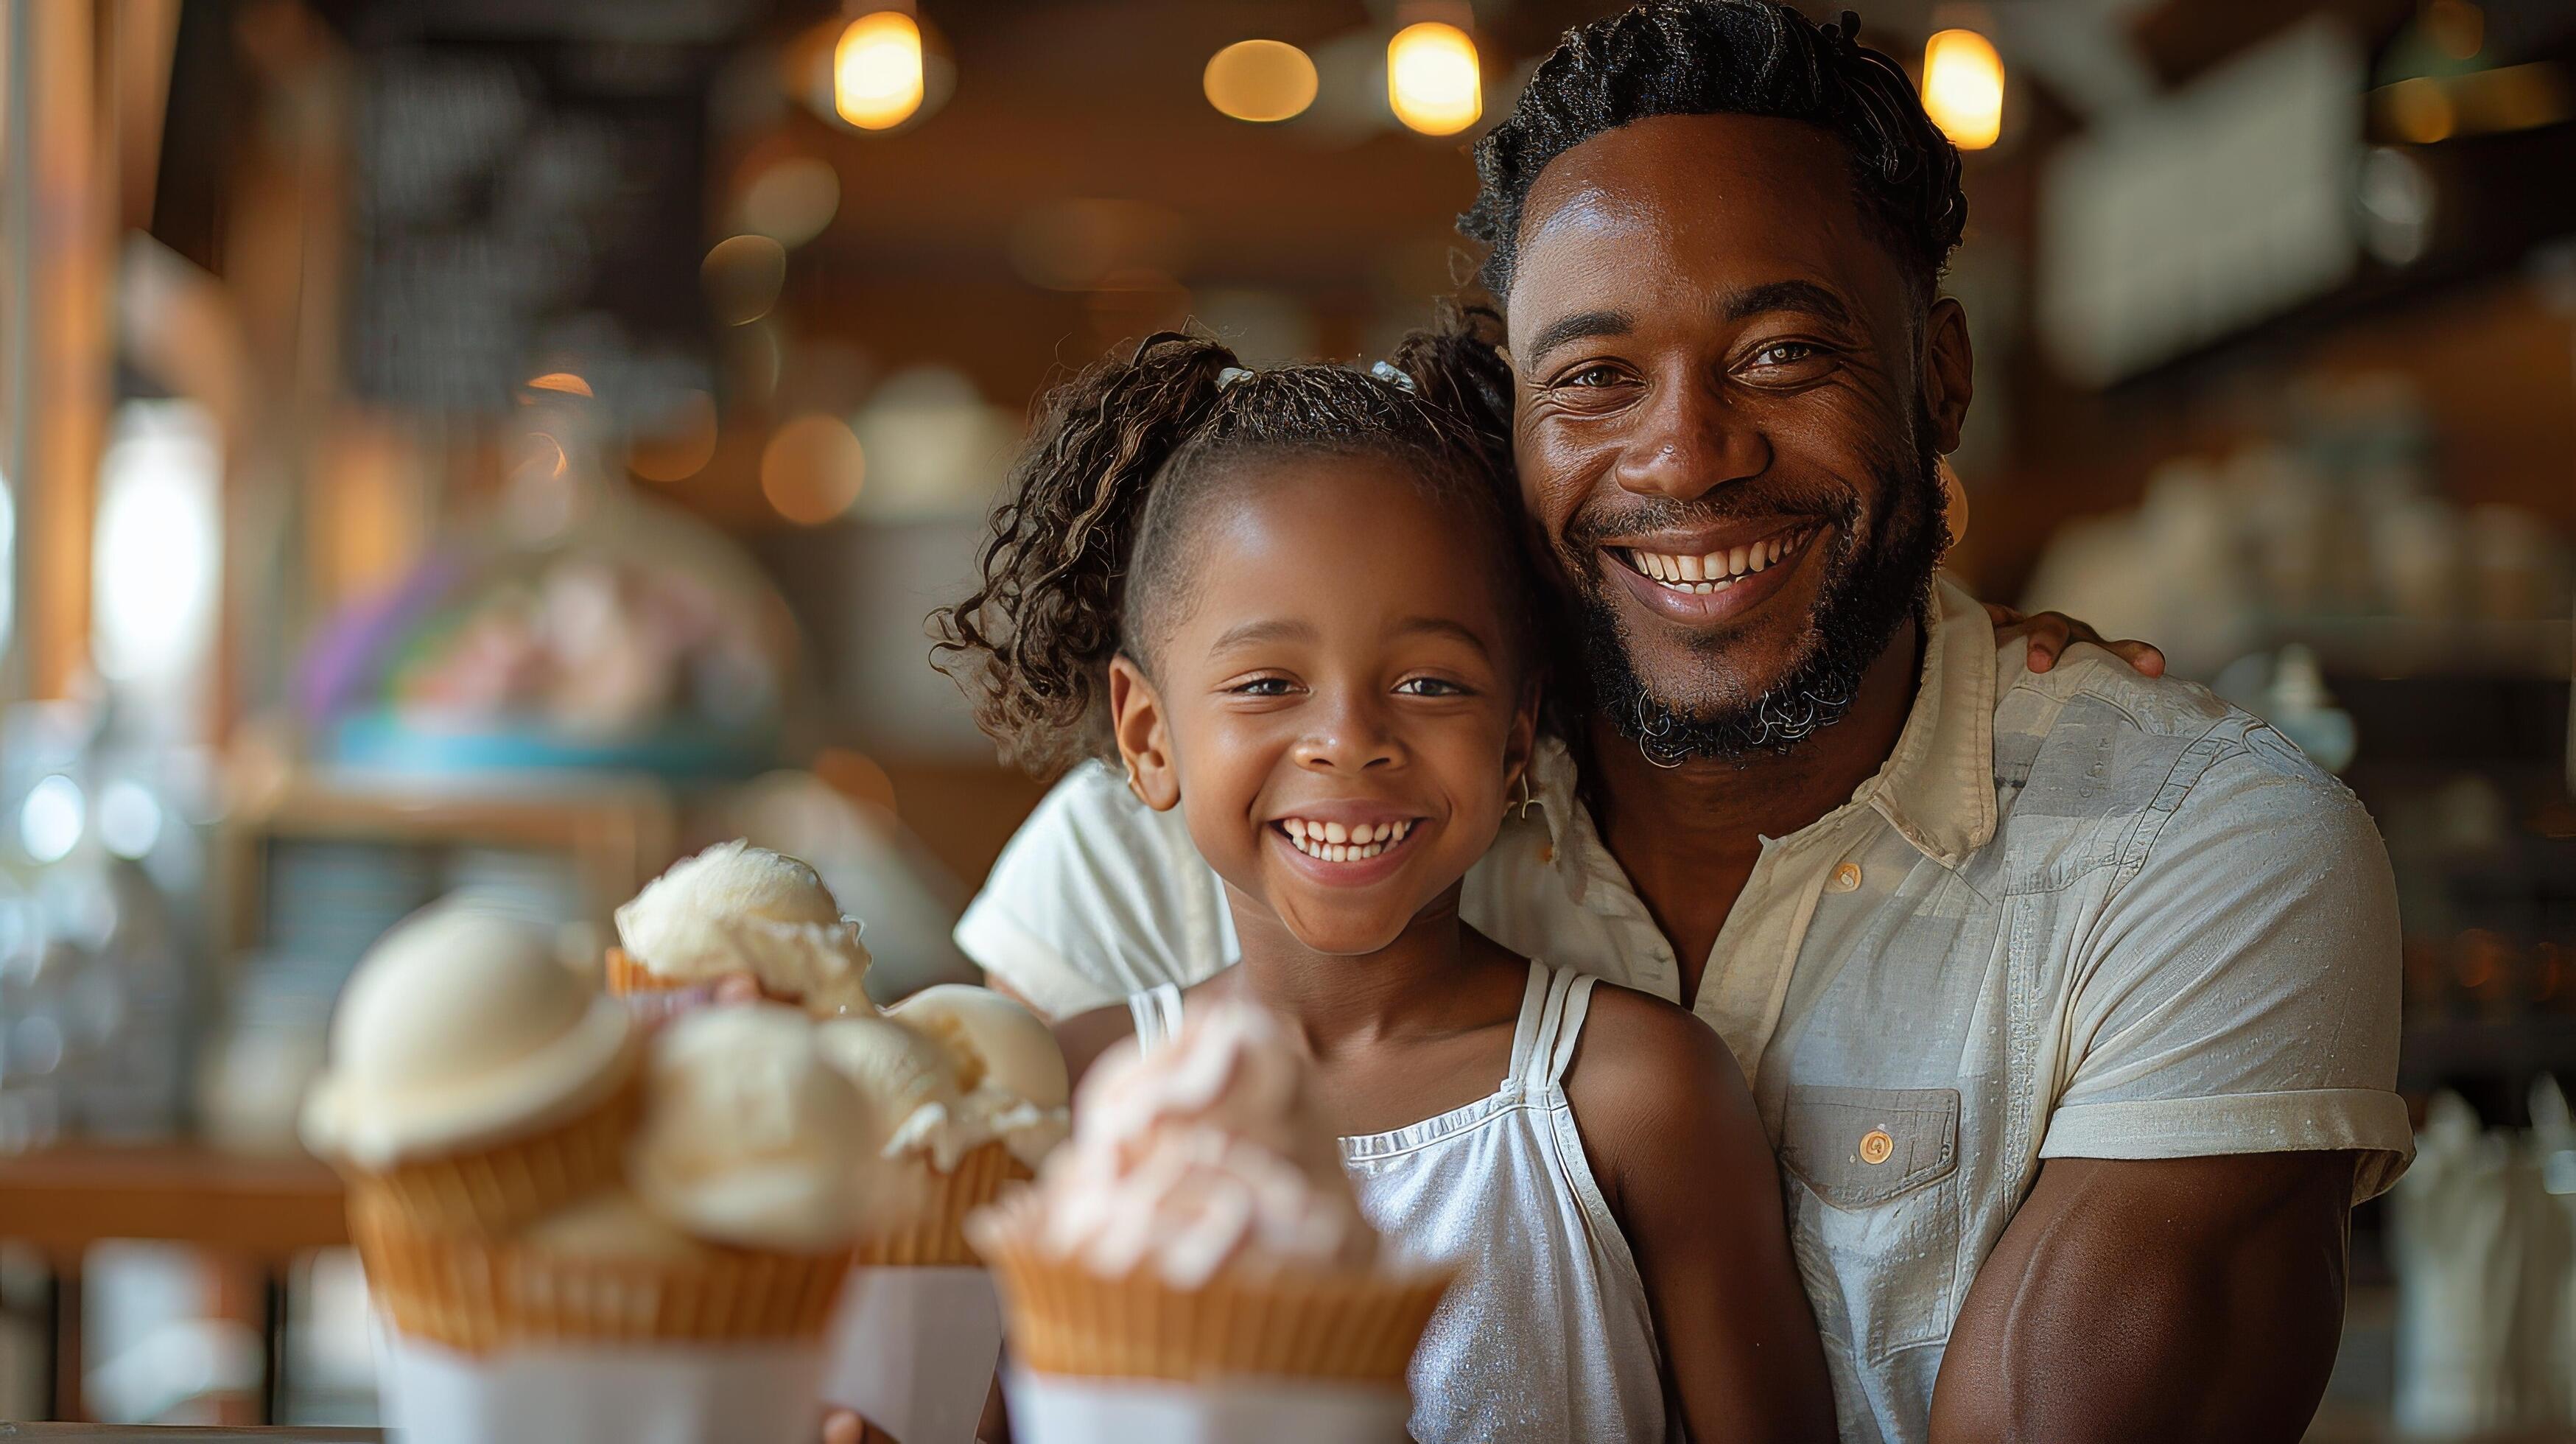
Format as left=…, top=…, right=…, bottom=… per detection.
left=1387, top=22, right=1481, bottom=136
left=1204, top=39, right=1319, bottom=124
left=739, top=155, right=842, bottom=248
left=20, top=775, right=83, bottom=864
left=628, top=390, right=720, bottom=483
left=1923, top=29, right=2004, bottom=151
left=96, top=780, right=164, bottom=861
left=760, top=413, right=867, bottom=525
left=835, top=11, right=926, bottom=131
left=524, top=372, right=592, bottom=398
left=703, top=234, right=789, bottom=326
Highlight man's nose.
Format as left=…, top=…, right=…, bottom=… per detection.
left=1611, top=380, right=1769, bottom=502
left=1293, top=692, right=1400, bottom=771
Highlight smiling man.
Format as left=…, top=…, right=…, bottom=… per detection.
left=952, top=4, right=2410, bottom=1440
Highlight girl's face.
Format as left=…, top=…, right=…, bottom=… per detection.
left=1110, top=455, right=1538, bottom=958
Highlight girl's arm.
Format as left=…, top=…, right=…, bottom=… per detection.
left=1565, top=986, right=1836, bottom=1443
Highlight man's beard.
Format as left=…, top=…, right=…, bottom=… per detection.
left=1563, top=439, right=1949, bottom=766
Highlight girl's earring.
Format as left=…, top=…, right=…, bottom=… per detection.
left=1123, top=760, right=1147, bottom=804
left=1513, top=771, right=1536, bottom=821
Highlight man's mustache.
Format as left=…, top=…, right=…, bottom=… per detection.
left=1560, top=488, right=1858, bottom=560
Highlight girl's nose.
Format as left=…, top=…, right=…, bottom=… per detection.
left=1293, top=693, right=1400, bottom=771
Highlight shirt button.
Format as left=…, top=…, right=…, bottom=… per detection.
left=1829, top=862, right=1863, bottom=893
left=1859, top=1128, right=1895, bottom=1166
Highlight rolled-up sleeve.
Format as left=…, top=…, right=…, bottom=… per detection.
left=953, top=762, right=1236, bottom=1019
left=2039, top=736, right=2412, bottom=1201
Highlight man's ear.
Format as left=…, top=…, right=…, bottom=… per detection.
left=1923, top=296, right=1974, bottom=455
left=1107, top=654, right=1182, bottom=812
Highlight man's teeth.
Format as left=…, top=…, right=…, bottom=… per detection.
left=1626, top=530, right=1811, bottom=594
left=1280, top=817, right=1413, bottom=862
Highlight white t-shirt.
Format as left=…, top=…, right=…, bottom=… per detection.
left=956, top=578, right=2412, bottom=1444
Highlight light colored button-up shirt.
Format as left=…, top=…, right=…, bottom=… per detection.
left=955, top=578, right=2412, bottom=1444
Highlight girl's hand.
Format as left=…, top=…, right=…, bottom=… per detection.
left=821, top=1408, right=900, bottom=1444
left=1983, top=603, right=2166, bottom=677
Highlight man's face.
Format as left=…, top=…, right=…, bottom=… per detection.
left=1505, top=113, right=1967, bottom=760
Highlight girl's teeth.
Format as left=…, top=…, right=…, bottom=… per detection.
left=1281, top=818, right=1410, bottom=861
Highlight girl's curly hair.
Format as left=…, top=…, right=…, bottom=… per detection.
left=930, top=309, right=1522, bottom=777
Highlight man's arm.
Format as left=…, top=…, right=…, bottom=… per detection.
left=1929, top=1151, right=2355, bottom=1444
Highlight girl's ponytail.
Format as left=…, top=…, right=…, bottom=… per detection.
left=1386, top=303, right=1514, bottom=491
left=931, top=333, right=1239, bottom=774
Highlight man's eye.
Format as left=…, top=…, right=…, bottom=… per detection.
left=1558, top=364, right=1624, bottom=388
left=1749, top=342, right=1819, bottom=368
left=1394, top=677, right=1470, bottom=697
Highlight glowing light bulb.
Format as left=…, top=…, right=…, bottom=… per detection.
left=1204, top=39, right=1319, bottom=123
left=1388, top=22, right=1481, bottom=136
left=835, top=11, right=926, bottom=131
left=1923, top=29, right=2004, bottom=151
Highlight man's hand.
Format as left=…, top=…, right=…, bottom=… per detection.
left=1983, top=604, right=2166, bottom=677
left=1928, top=1152, right=2356, bottom=1443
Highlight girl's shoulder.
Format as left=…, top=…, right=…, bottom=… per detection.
left=1559, top=980, right=1761, bottom=1185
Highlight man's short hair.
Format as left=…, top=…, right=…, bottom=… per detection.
left=1461, top=1, right=1967, bottom=302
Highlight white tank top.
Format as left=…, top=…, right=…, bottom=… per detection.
left=1129, top=961, right=1671, bottom=1443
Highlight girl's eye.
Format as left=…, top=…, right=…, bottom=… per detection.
left=1229, top=677, right=1296, bottom=697
left=1394, top=677, right=1470, bottom=698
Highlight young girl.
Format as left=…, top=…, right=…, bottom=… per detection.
left=933, top=323, right=1835, bottom=1443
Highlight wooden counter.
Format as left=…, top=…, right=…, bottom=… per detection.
left=0, top=1144, right=350, bottom=1423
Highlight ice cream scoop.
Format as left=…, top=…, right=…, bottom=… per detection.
left=631, top=1003, right=874, bottom=1252
left=301, top=903, right=637, bottom=1169
left=885, top=985, right=1070, bottom=1108
left=1028, top=1001, right=1373, bottom=1289
left=816, top=1014, right=965, bottom=1147
left=614, top=841, right=872, bottom=1017
left=882, top=986, right=1072, bottom=1169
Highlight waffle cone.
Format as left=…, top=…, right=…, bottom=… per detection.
left=972, top=1225, right=1450, bottom=1384
left=351, top=1194, right=852, bottom=1355
left=603, top=947, right=688, bottom=996
left=855, top=1140, right=1026, bottom=1266
left=341, top=1065, right=643, bottom=1238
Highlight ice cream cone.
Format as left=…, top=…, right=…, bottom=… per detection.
left=857, top=1139, right=1026, bottom=1266
left=354, top=1193, right=852, bottom=1354
left=974, top=1214, right=1448, bottom=1384
left=604, top=946, right=688, bottom=997
left=343, top=1064, right=645, bottom=1237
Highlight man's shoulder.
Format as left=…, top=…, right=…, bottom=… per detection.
left=1982, top=642, right=2376, bottom=870
left=990, top=759, right=1190, bottom=869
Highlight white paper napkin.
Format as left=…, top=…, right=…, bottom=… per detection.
left=376, top=1325, right=823, bottom=1444
left=1003, top=1364, right=1411, bottom=1444
left=818, top=1264, right=1003, bottom=1444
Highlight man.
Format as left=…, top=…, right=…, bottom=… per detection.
left=955, top=4, right=2408, bottom=1440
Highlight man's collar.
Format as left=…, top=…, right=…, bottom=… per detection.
left=1516, top=575, right=1999, bottom=872
left=1867, top=576, right=1998, bottom=868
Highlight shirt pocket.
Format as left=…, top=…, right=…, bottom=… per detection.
left=1780, top=1084, right=1964, bottom=1363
